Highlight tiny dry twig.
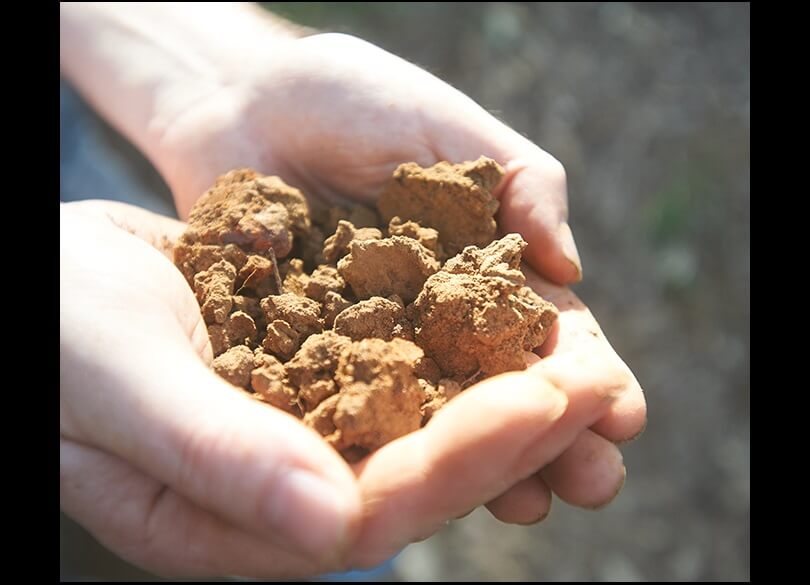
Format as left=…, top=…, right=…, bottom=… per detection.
left=269, top=247, right=283, bottom=294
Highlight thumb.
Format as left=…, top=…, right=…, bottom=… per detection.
left=495, top=154, right=583, bottom=284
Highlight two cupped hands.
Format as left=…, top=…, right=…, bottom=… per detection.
left=60, top=33, right=646, bottom=579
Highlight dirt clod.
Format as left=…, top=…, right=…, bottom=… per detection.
left=176, top=159, right=558, bottom=461
left=224, top=311, right=258, bottom=348
left=280, top=258, right=310, bottom=296
left=305, top=265, right=345, bottom=302
left=181, top=168, right=310, bottom=258
left=175, top=243, right=247, bottom=285
left=260, top=293, right=323, bottom=339
left=321, top=291, right=353, bottom=328
left=377, top=156, right=504, bottom=255
left=237, top=255, right=276, bottom=294
left=286, top=331, right=352, bottom=412
left=333, top=296, right=413, bottom=341
left=194, top=260, right=236, bottom=325
left=251, top=351, right=298, bottom=415
left=412, top=235, right=558, bottom=379
left=322, top=220, right=383, bottom=264
left=262, top=319, right=301, bottom=360
left=338, top=236, right=440, bottom=303
left=212, top=345, right=255, bottom=389
left=421, top=378, right=463, bottom=422
left=388, top=216, right=445, bottom=260
left=326, top=338, right=426, bottom=453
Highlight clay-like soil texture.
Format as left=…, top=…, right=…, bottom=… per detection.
left=175, top=157, right=558, bottom=461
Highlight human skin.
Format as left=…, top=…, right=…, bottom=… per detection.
left=60, top=3, right=646, bottom=578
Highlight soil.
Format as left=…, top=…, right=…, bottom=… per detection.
left=175, top=157, right=558, bottom=460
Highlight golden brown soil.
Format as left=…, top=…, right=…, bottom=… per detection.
left=175, top=158, right=558, bottom=460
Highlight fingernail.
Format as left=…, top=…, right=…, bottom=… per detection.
left=616, top=417, right=647, bottom=445
left=558, top=222, right=583, bottom=281
left=456, top=507, right=477, bottom=519
left=266, top=469, right=352, bottom=559
left=520, top=507, right=551, bottom=526
left=588, top=465, right=627, bottom=510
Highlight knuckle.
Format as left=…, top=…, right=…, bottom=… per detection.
left=174, top=414, right=230, bottom=491
left=544, top=156, right=567, bottom=189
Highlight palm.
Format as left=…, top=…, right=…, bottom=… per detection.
left=164, top=34, right=576, bottom=284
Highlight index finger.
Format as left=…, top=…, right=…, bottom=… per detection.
left=525, top=267, right=648, bottom=443
left=348, top=351, right=630, bottom=568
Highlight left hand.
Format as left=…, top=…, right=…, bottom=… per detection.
left=151, top=32, right=646, bottom=546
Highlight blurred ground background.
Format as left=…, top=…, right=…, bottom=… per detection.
left=60, top=2, right=750, bottom=581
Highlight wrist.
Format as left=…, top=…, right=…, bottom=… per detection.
left=61, top=3, right=306, bottom=216
left=141, top=9, right=301, bottom=197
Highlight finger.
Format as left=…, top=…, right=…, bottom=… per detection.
left=538, top=316, right=646, bottom=443
left=589, top=378, right=647, bottom=443
left=350, top=371, right=566, bottom=567
left=546, top=313, right=647, bottom=444
left=495, top=156, right=582, bottom=284
left=540, top=429, right=626, bottom=509
left=485, top=474, right=553, bottom=525
left=350, top=352, right=629, bottom=567
left=65, top=199, right=186, bottom=259
left=525, top=269, right=648, bottom=443
left=61, top=440, right=333, bottom=578
left=60, top=318, right=360, bottom=562
left=61, top=210, right=361, bottom=561
left=527, top=352, right=628, bottom=508
left=519, top=351, right=632, bottom=475
left=479, top=361, right=628, bottom=527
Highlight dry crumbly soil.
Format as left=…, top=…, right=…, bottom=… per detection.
left=175, top=156, right=558, bottom=461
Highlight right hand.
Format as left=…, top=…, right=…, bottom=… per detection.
left=61, top=200, right=635, bottom=577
